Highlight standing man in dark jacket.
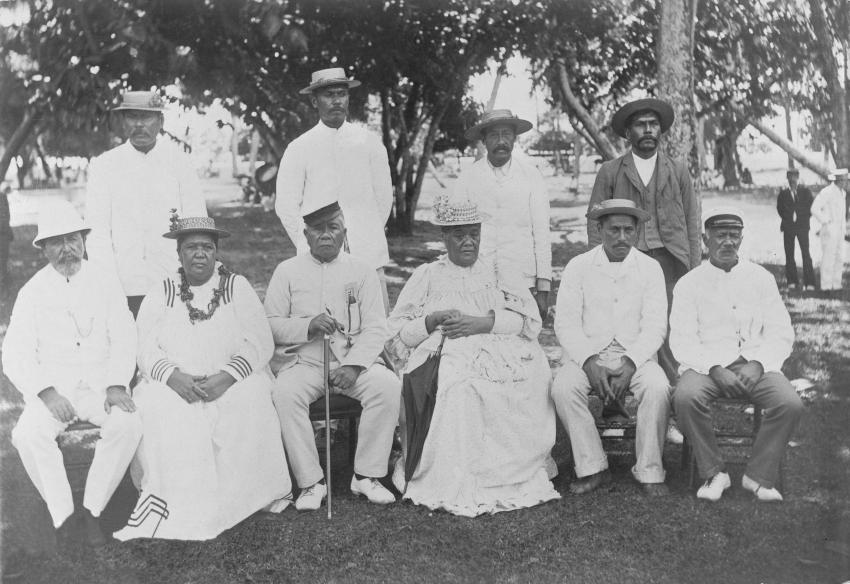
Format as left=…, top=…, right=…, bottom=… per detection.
left=587, top=98, right=701, bottom=383
left=776, top=168, right=815, bottom=290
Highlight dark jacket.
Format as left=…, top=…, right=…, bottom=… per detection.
left=587, top=151, right=701, bottom=270
left=776, top=186, right=813, bottom=233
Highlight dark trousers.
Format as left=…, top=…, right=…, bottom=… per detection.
left=127, top=296, right=145, bottom=320
left=642, top=247, right=689, bottom=384
left=783, top=229, right=815, bottom=287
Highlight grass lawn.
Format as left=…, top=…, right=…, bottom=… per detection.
left=1, top=191, right=849, bottom=584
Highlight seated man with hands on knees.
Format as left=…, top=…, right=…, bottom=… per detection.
left=3, top=200, right=140, bottom=547
left=670, top=207, right=803, bottom=502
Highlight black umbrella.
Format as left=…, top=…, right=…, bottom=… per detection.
left=402, top=334, right=446, bottom=482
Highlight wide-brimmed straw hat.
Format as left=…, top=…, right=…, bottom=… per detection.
left=611, top=98, right=674, bottom=138
left=299, top=67, right=361, bottom=95
left=464, top=109, right=533, bottom=141
left=163, top=214, right=230, bottom=240
left=32, top=199, right=91, bottom=248
left=113, top=90, right=166, bottom=112
left=432, top=195, right=481, bottom=227
left=586, top=198, right=651, bottom=223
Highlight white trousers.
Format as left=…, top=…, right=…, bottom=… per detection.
left=551, top=360, right=671, bottom=483
left=272, top=362, right=400, bottom=488
left=820, top=230, right=845, bottom=290
left=12, top=390, right=142, bottom=528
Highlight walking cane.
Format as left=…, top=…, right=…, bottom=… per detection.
left=323, top=334, right=333, bottom=520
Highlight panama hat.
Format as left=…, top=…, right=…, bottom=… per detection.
left=586, top=198, right=651, bottom=223
left=611, top=98, right=674, bottom=138
left=163, top=214, right=230, bottom=240
left=300, top=67, right=361, bottom=95
left=464, top=109, right=533, bottom=141
left=32, top=199, right=91, bottom=248
left=113, top=90, right=166, bottom=112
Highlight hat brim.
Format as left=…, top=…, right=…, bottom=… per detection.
left=586, top=206, right=651, bottom=223
left=432, top=218, right=482, bottom=227
left=464, top=118, right=534, bottom=141
left=163, top=228, right=231, bottom=240
left=33, top=227, right=91, bottom=248
left=611, top=98, right=674, bottom=138
left=299, top=79, right=361, bottom=95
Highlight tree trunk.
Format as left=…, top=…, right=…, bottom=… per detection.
left=784, top=101, right=794, bottom=169
left=809, top=0, right=849, bottom=166
left=554, top=62, right=618, bottom=160
left=747, top=116, right=830, bottom=177
left=0, top=109, right=39, bottom=188
left=230, top=112, right=240, bottom=177
left=248, top=127, right=260, bottom=176
left=715, top=132, right=740, bottom=188
left=474, top=67, right=503, bottom=161
left=657, top=0, right=700, bottom=181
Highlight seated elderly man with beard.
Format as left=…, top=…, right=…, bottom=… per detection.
left=114, top=214, right=292, bottom=541
left=3, top=200, right=140, bottom=547
left=387, top=196, right=559, bottom=517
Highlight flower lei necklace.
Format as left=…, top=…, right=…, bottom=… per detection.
left=178, top=264, right=231, bottom=324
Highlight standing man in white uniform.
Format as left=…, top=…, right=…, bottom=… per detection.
left=85, top=90, right=208, bottom=317
left=811, top=168, right=847, bottom=292
left=275, top=67, right=394, bottom=310
left=453, top=109, right=552, bottom=318
left=3, top=201, right=140, bottom=547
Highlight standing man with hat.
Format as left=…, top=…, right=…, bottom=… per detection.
left=85, top=89, right=208, bottom=318
left=265, top=201, right=400, bottom=511
left=275, top=67, right=393, bottom=310
left=453, top=109, right=551, bottom=318
left=552, top=199, right=671, bottom=496
left=588, top=98, right=701, bottom=300
left=3, top=200, right=140, bottom=546
left=811, top=168, right=848, bottom=292
left=671, top=208, right=802, bottom=502
left=776, top=167, right=816, bottom=291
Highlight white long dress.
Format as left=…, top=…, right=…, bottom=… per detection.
left=114, top=265, right=291, bottom=541
left=388, top=255, right=560, bottom=517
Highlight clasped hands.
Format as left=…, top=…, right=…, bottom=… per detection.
left=425, top=309, right=494, bottom=338
left=709, top=360, right=764, bottom=399
left=167, top=370, right=235, bottom=404
left=582, top=356, right=637, bottom=405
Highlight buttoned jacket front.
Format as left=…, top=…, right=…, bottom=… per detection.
left=670, top=259, right=794, bottom=375
left=452, top=154, right=552, bottom=286
left=554, top=245, right=667, bottom=370
left=274, top=121, right=393, bottom=269
left=587, top=150, right=701, bottom=270
left=84, top=140, right=208, bottom=296
left=264, top=251, right=389, bottom=372
left=776, top=185, right=814, bottom=233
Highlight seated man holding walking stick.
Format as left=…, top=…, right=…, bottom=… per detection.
left=265, top=202, right=400, bottom=511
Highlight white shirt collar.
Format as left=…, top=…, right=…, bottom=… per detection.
left=632, top=151, right=657, bottom=187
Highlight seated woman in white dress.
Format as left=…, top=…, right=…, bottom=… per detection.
left=115, top=215, right=292, bottom=541
left=387, top=197, right=560, bottom=517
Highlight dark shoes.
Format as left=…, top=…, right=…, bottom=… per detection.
left=569, top=470, right=611, bottom=495
left=641, top=482, right=670, bottom=497
left=82, top=510, right=107, bottom=548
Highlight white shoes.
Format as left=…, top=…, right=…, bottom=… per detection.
left=697, top=471, right=731, bottom=501
left=351, top=476, right=396, bottom=504
left=295, top=482, right=327, bottom=511
left=742, top=474, right=783, bottom=502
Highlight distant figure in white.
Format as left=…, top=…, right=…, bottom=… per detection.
left=811, top=168, right=848, bottom=292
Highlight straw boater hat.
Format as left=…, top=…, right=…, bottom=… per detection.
left=586, top=198, right=651, bottom=223
left=113, top=90, right=166, bottom=112
left=163, top=214, right=230, bottom=240
left=32, top=199, right=91, bottom=248
left=432, top=195, right=481, bottom=226
left=703, top=206, right=744, bottom=230
left=611, top=98, right=674, bottom=138
left=299, top=67, right=361, bottom=95
left=464, top=109, right=534, bottom=141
